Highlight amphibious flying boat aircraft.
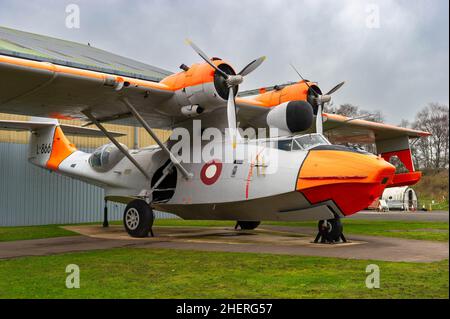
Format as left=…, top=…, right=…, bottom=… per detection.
left=0, top=27, right=430, bottom=241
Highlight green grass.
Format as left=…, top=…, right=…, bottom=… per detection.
left=0, top=225, right=77, bottom=242
left=418, top=199, right=449, bottom=211
left=0, top=248, right=447, bottom=299
left=413, top=169, right=449, bottom=210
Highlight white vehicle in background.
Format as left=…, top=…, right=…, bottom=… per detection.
left=382, top=186, right=418, bottom=211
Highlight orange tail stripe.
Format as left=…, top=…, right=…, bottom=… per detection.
left=46, top=126, right=77, bottom=171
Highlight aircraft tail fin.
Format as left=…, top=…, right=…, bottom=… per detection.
left=27, top=118, right=77, bottom=170
left=0, top=117, right=123, bottom=170
left=0, top=117, right=71, bottom=169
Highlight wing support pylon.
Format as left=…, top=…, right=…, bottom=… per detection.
left=81, top=109, right=151, bottom=180
left=119, top=97, right=193, bottom=180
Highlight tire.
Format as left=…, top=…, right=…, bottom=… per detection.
left=236, top=221, right=261, bottom=230
left=123, top=200, right=154, bottom=238
left=318, top=218, right=343, bottom=242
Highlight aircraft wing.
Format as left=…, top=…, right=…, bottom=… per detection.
left=322, top=113, right=430, bottom=144
left=322, top=113, right=431, bottom=187
left=0, top=26, right=180, bottom=129
left=235, top=88, right=430, bottom=146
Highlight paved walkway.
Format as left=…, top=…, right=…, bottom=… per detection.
left=0, top=225, right=447, bottom=263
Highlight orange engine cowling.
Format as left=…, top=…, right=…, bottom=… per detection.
left=160, top=60, right=238, bottom=113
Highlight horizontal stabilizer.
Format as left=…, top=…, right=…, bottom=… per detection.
left=59, top=124, right=125, bottom=137
left=0, top=120, right=125, bottom=137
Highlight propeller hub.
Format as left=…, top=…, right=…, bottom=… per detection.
left=214, top=63, right=237, bottom=100
left=226, top=75, right=244, bottom=87
left=319, top=95, right=332, bottom=104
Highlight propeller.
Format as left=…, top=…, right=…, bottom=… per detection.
left=289, top=62, right=320, bottom=97
left=187, top=39, right=266, bottom=148
left=325, top=81, right=345, bottom=96
left=290, top=64, right=345, bottom=135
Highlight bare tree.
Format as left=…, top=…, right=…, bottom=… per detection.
left=412, top=103, right=449, bottom=169
left=327, top=103, right=360, bottom=117
left=326, top=103, right=384, bottom=122
left=399, top=119, right=410, bottom=128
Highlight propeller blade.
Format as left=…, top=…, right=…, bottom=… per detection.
left=325, top=81, right=345, bottom=95
left=227, top=87, right=240, bottom=149
left=185, top=39, right=229, bottom=78
left=239, top=56, right=266, bottom=77
left=289, top=63, right=320, bottom=97
left=316, top=104, right=323, bottom=135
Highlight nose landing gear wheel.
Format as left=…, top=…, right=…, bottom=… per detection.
left=314, top=218, right=347, bottom=244
left=123, top=200, right=155, bottom=238
left=235, top=221, right=261, bottom=230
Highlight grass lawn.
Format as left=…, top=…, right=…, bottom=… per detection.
left=0, top=248, right=447, bottom=299
left=0, top=225, right=77, bottom=242
left=418, top=199, right=449, bottom=211
left=413, top=169, right=449, bottom=210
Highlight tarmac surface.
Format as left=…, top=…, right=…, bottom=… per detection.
left=0, top=224, right=447, bottom=263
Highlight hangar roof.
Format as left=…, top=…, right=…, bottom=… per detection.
left=0, top=26, right=172, bottom=82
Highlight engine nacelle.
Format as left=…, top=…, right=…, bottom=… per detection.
left=165, top=61, right=237, bottom=115
left=266, top=100, right=314, bottom=135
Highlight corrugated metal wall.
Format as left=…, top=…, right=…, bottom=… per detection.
left=0, top=113, right=176, bottom=226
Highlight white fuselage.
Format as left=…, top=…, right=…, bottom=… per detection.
left=54, top=136, right=338, bottom=221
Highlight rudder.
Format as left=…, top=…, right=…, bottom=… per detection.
left=28, top=117, right=77, bottom=170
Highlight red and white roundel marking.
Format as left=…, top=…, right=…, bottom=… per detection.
left=200, top=160, right=223, bottom=185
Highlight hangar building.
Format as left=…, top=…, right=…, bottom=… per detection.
left=0, top=26, right=175, bottom=226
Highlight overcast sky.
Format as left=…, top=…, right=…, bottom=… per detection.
left=0, top=0, right=448, bottom=123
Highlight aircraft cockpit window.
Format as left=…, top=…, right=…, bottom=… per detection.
left=89, top=143, right=127, bottom=172
left=276, top=139, right=293, bottom=151
left=292, top=140, right=303, bottom=151
left=294, top=134, right=330, bottom=150
left=276, top=134, right=330, bottom=151
left=253, top=134, right=329, bottom=152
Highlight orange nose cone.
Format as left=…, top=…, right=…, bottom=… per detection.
left=297, top=149, right=396, bottom=216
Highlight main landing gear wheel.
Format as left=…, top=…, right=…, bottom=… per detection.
left=314, top=218, right=347, bottom=244
left=235, top=221, right=261, bottom=230
left=123, top=200, right=155, bottom=238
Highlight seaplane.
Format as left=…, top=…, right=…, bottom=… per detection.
left=0, top=27, right=430, bottom=242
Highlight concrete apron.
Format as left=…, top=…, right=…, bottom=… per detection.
left=0, top=225, right=447, bottom=263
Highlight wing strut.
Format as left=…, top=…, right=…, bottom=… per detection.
left=120, top=97, right=193, bottom=180
left=81, top=109, right=151, bottom=180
